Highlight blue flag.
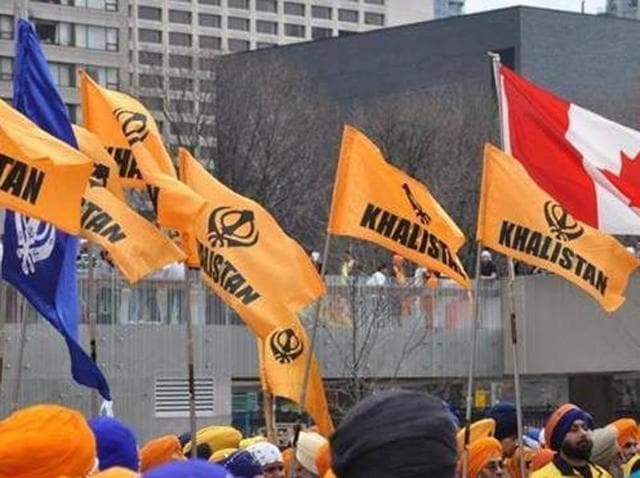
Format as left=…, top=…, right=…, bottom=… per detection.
left=2, top=19, right=111, bottom=401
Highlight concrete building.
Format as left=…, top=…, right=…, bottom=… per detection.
left=605, top=0, right=640, bottom=19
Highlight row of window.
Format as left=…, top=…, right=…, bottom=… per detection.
left=138, top=5, right=381, bottom=24
left=32, top=0, right=118, bottom=11
left=191, top=0, right=383, bottom=7
left=33, top=20, right=119, bottom=51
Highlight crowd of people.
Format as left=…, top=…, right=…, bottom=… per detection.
left=2, top=391, right=640, bottom=477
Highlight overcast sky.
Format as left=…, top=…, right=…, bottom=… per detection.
left=465, top=0, right=606, bottom=14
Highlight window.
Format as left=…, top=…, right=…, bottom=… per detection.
left=0, top=57, right=12, bottom=81
left=228, top=16, right=249, bottom=31
left=84, top=65, right=119, bottom=88
left=138, top=6, right=162, bottom=21
left=140, top=96, right=164, bottom=111
left=227, top=38, right=249, bottom=52
left=256, top=0, right=277, bottom=12
left=170, top=99, right=194, bottom=114
left=339, top=9, right=359, bottom=22
left=284, top=2, right=305, bottom=15
left=169, top=54, right=192, bottom=69
left=48, top=62, right=75, bottom=87
left=228, top=0, right=249, bottom=9
left=364, top=0, right=384, bottom=4
left=198, top=0, right=220, bottom=4
left=66, top=103, right=78, bottom=123
left=34, top=21, right=118, bottom=51
left=199, top=35, right=221, bottom=49
left=312, top=6, right=332, bottom=19
left=312, top=27, right=332, bottom=39
left=256, top=20, right=277, bottom=35
left=170, top=77, right=193, bottom=91
left=199, top=13, right=221, bottom=28
left=199, top=79, right=216, bottom=91
left=256, top=42, right=276, bottom=49
left=33, top=0, right=117, bottom=9
left=34, top=21, right=57, bottom=43
left=169, top=10, right=192, bottom=24
left=284, top=23, right=305, bottom=37
left=139, top=51, right=163, bottom=66
left=139, top=74, right=164, bottom=88
left=169, top=32, right=192, bottom=47
left=139, top=28, right=162, bottom=43
left=364, top=12, right=384, bottom=25
left=199, top=57, right=216, bottom=70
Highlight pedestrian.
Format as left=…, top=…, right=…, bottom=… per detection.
left=366, top=263, right=387, bottom=286
left=89, top=416, right=140, bottom=472
left=479, top=250, right=498, bottom=280
left=246, top=442, right=285, bottom=478
left=467, top=436, right=504, bottom=478
left=485, top=402, right=519, bottom=459
left=590, top=425, right=622, bottom=478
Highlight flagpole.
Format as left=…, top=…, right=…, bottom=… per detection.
left=12, top=295, right=27, bottom=410
left=0, top=282, right=7, bottom=402
left=489, top=51, right=527, bottom=478
left=184, top=267, right=198, bottom=458
left=463, top=242, right=483, bottom=478
left=288, top=234, right=331, bottom=478
left=87, top=245, right=100, bottom=416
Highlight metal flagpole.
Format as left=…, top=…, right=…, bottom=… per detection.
left=184, top=267, right=198, bottom=458
left=12, top=295, right=27, bottom=410
left=489, top=51, right=527, bottom=478
left=463, top=242, right=483, bottom=478
left=87, top=246, right=100, bottom=416
left=288, top=234, right=332, bottom=478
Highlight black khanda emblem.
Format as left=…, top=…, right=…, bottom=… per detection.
left=270, top=328, right=304, bottom=364
left=114, top=108, right=150, bottom=146
left=402, top=183, right=431, bottom=225
left=544, top=201, right=584, bottom=242
left=207, top=206, right=259, bottom=248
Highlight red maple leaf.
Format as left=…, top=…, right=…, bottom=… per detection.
left=600, top=151, right=640, bottom=208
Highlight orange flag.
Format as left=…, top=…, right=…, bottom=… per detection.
left=73, top=125, right=125, bottom=201
left=81, top=186, right=186, bottom=283
left=0, top=98, right=92, bottom=233
left=79, top=70, right=176, bottom=188
left=261, top=320, right=334, bottom=436
left=328, top=126, right=470, bottom=288
left=477, top=143, right=639, bottom=312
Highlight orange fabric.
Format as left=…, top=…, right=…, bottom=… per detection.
left=324, top=471, right=338, bottom=478
left=456, top=418, right=496, bottom=456
left=0, top=99, right=93, bottom=234
left=90, top=467, right=140, bottom=477
left=282, top=448, right=293, bottom=478
left=544, top=403, right=579, bottom=450
left=327, top=125, right=469, bottom=288
left=180, top=148, right=326, bottom=338
left=612, top=418, right=638, bottom=447
left=140, top=435, right=184, bottom=472
left=81, top=186, right=185, bottom=283
left=477, top=144, right=639, bottom=312
left=530, top=449, right=555, bottom=472
left=261, top=321, right=334, bottom=436
left=505, top=447, right=535, bottom=478
left=467, top=437, right=503, bottom=478
left=0, top=404, right=96, bottom=478
left=315, top=442, right=332, bottom=477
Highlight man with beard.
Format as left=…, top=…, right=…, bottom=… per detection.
left=531, top=403, right=612, bottom=478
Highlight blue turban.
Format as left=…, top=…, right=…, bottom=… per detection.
left=486, top=402, right=517, bottom=441
left=89, top=416, right=139, bottom=471
left=545, top=404, right=594, bottom=452
left=220, top=450, right=263, bottom=478
left=142, top=460, right=233, bottom=478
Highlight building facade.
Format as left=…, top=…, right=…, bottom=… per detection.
left=605, top=0, right=640, bottom=19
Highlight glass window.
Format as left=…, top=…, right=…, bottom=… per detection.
left=170, top=77, right=193, bottom=90
left=139, top=51, right=163, bottom=66
left=199, top=35, right=221, bottom=50
left=169, top=54, right=192, bottom=69
left=256, top=0, right=277, bottom=13
left=34, top=20, right=56, bottom=43
left=311, top=6, right=332, bottom=19
left=48, top=62, right=75, bottom=87
left=169, top=10, right=192, bottom=24
left=87, top=25, right=107, bottom=50
left=199, top=57, right=216, bottom=70
left=169, top=32, right=192, bottom=47
left=364, top=0, right=384, bottom=4
left=284, top=23, right=305, bottom=37
left=228, top=16, right=249, bottom=31
left=339, top=9, right=359, bottom=22
left=256, top=20, right=277, bottom=34
left=139, top=28, right=162, bottom=43
left=228, top=0, right=249, bottom=9
left=140, top=96, right=164, bottom=111
left=199, top=13, right=221, bottom=28
left=198, top=0, right=220, bottom=4
left=284, top=2, right=305, bottom=16
left=106, top=28, right=118, bottom=51
left=138, top=6, right=162, bottom=21
left=83, top=64, right=119, bottom=88
left=227, top=38, right=249, bottom=52
left=364, top=12, right=384, bottom=25
left=139, top=74, right=164, bottom=88
left=0, top=57, right=12, bottom=81
left=311, top=27, right=332, bottom=39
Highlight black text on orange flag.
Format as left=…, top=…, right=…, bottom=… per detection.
left=328, top=125, right=470, bottom=288
left=477, top=143, right=639, bottom=312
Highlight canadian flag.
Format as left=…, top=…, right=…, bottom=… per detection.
left=499, top=65, right=640, bottom=234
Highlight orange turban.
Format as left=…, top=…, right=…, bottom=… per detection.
left=467, top=437, right=503, bottom=478
left=282, top=447, right=294, bottom=478
left=140, top=435, right=184, bottom=472
left=91, top=467, right=140, bottom=477
left=612, top=418, right=638, bottom=447
left=315, top=442, right=332, bottom=477
left=505, top=447, right=535, bottom=478
left=530, top=448, right=555, bottom=472
left=0, top=404, right=96, bottom=478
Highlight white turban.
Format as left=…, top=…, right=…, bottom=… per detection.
left=246, top=442, right=282, bottom=468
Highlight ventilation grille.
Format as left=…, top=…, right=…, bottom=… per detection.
left=154, top=377, right=215, bottom=418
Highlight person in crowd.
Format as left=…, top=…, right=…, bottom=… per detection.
left=310, top=251, right=322, bottom=273
left=479, top=250, right=498, bottom=280
left=219, top=449, right=264, bottom=478
left=391, top=254, right=411, bottom=318
left=315, top=442, right=332, bottom=478
left=531, top=403, right=611, bottom=477
left=530, top=449, right=555, bottom=473
left=366, top=263, right=388, bottom=286
left=340, top=253, right=357, bottom=285
left=139, top=434, right=185, bottom=472
left=486, top=402, right=519, bottom=459
left=590, top=425, right=623, bottom=478
left=467, top=436, right=505, bottom=478
left=414, top=266, right=439, bottom=327
left=293, top=431, right=328, bottom=478
left=89, top=416, right=140, bottom=472
left=612, top=418, right=638, bottom=465
left=0, top=404, right=97, bottom=478
left=247, top=442, right=285, bottom=478
left=330, top=390, right=457, bottom=478
left=142, top=460, right=232, bottom=478
left=92, top=468, right=140, bottom=477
